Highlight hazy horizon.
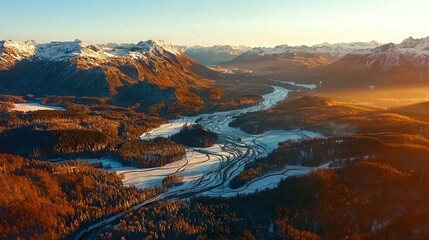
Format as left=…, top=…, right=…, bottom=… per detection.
left=2, top=0, right=429, bottom=47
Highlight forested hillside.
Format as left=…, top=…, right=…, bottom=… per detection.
left=0, top=154, right=163, bottom=239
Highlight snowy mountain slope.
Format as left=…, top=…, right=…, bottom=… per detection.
left=0, top=39, right=184, bottom=67
left=321, top=36, right=429, bottom=89
left=350, top=36, right=429, bottom=69
left=0, top=39, right=221, bottom=116
left=215, top=40, right=381, bottom=79
left=180, top=45, right=251, bottom=65
left=329, top=36, right=429, bottom=70
left=237, top=41, right=381, bottom=61
left=35, top=39, right=112, bottom=61
left=0, top=40, right=36, bottom=70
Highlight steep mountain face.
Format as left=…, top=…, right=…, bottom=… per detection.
left=0, top=40, right=37, bottom=70
left=0, top=40, right=222, bottom=116
left=220, top=41, right=380, bottom=78
left=180, top=45, right=251, bottom=65
left=322, top=36, right=429, bottom=89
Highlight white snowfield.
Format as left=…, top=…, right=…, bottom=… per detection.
left=140, top=122, right=193, bottom=140
left=12, top=102, right=65, bottom=112
left=105, top=86, right=324, bottom=197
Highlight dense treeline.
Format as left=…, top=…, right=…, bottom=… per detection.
left=39, top=84, right=222, bottom=118
left=0, top=101, right=13, bottom=113
left=0, top=154, right=163, bottom=239
left=118, top=137, right=186, bottom=168
left=229, top=95, right=429, bottom=187
left=229, top=95, right=379, bottom=134
left=0, top=94, right=28, bottom=103
left=99, top=159, right=429, bottom=239
left=230, top=133, right=429, bottom=188
left=170, top=124, right=218, bottom=148
left=229, top=95, right=429, bottom=138
left=0, top=94, right=29, bottom=113
left=1, top=104, right=166, bottom=139
left=0, top=106, right=189, bottom=168
left=98, top=201, right=256, bottom=240
left=162, top=174, right=185, bottom=188
left=40, top=95, right=108, bottom=107
left=206, top=95, right=262, bottom=112
left=0, top=127, right=115, bottom=158
left=3, top=92, right=429, bottom=239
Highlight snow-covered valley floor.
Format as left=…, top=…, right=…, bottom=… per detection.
left=109, top=86, right=323, bottom=197
left=12, top=102, right=65, bottom=112
left=77, top=85, right=325, bottom=239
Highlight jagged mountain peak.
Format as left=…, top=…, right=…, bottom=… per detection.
left=322, top=35, right=429, bottom=90
left=398, top=35, right=429, bottom=50
left=135, top=40, right=182, bottom=55
left=0, top=40, right=36, bottom=57
left=0, top=39, right=218, bottom=116
left=102, top=40, right=182, bottom=61
left=400, top=36, right=416, bottom=46
left=0, top=39, right=184, bottom=65
left=344, top=35, right=429, bottom=69
left=73, top=39, right=84, bottom=44
left=34, top=40, right=112, bottom=62
left=0, top=40, right=37, bottom=69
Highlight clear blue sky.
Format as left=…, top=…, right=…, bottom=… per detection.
left=1, top=0, right=428, bottom=47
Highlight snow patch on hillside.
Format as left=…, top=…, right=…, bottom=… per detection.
left=35, top=39, right=113, bottom=61
left=0, top=40, right=36, bottom=61
left=12, top=102, right=65, bottom=112
left=140, top=122, right=193, bottom=140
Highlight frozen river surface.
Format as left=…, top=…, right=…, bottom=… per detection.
left=77, top=85, right=325, bottom=239
left=113, top=86, right=323, bottom=197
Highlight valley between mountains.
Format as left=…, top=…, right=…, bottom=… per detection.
left=2, top=36, right=429, bottom=239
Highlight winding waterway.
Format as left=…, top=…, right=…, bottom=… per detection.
left=76, top=85, right=323, bottom=239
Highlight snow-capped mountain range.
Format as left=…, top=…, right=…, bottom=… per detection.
left=180, top=45, right=251, bottom=65
left=180, top=45, right=251, bottom=54
left=3, top=36, right=428, bottom=69
left=1, top=36, right=429, bottom=95
left=0, top=39, right=221, bottom=116
left=0, top=39, right=182, bottom=70
left=241, top=41, right=382, bottom=61
left=321, top=36, right=429, bottom=89
left=349, top=36, right=429, bottom=69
